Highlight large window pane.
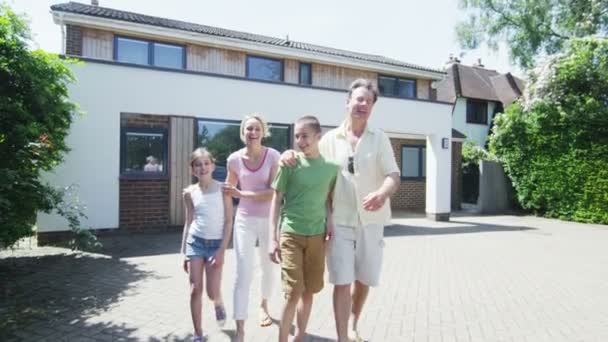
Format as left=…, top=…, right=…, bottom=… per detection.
left=397, top=79, right=416, bottom=98
left=247, top=56, right=283, bottom=81
left=122, top=131, right=166, bottom=174
left=197, top=120, right=242, bottom=181
left=154, top=43, right=184, bottom=69
left=116, top=37, right=149, bottom=65
left=378, top=76, right=397, bottom=96
left=402, top=147, right=420, bottom=178
left=266, top=125, right=290, bottom=152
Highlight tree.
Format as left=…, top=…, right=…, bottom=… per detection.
left=456, top=0, right=608, bottom=68
left=0, top=4, right=78, bottom=247
left=489, top=38, right=608, bottom=224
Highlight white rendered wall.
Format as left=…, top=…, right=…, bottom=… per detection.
left=38, top=61, right=453, bottom=231
left=452, top=97, right=497, bottom=147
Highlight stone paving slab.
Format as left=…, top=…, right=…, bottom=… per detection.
left=2, top=214, right=608, bottom=341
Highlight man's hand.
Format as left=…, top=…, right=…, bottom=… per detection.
left=362, top=190, right=388, bottom=211
left=279, top=149, right=298, bottom=167
left=268, top=239, right=282, bottom=264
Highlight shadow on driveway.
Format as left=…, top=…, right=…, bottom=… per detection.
left=0, top=251, right=156, bottom=340
left=385, top=220, right=536, bottom=237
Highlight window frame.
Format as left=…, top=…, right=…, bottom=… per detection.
left=400, top=144, right=426, bottom=181
left=466, top=98, right=488, bottom=125
left=113, top=35, right=186, bottom=70
left=378, top=75, right=417, bottom=99
left=120, top=127, right=169, bottom=178
left=195, top=118, right=292, bottom=181
left=298, top=62, right=312, bottom=85
left=245, top=55, right=284, bottom=82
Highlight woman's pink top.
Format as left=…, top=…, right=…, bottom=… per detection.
left=227, top=147, right=280, bottom=217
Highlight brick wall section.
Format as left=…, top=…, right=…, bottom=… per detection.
left=451, top=141, right=463, bottom=210
left=119, top=113, right=171, bottom=231
left=65, top=25, right=83, bottom=56
left=389, top=138, right=426, bottom=210
left=121, top=113, right=170, bottom=129
left=119, top=179, right=169, bottom=231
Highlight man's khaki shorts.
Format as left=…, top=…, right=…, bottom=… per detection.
left=280, top=232, right=326, bottom=298
left=327, top=224, right=385, bottom=286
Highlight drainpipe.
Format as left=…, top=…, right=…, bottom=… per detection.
left=58, top=12, right=66, bottom=55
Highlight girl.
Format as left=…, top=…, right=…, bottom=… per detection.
left=223, top=114, right=280, bottom=342
left=180, top=148, right=233, bottom=342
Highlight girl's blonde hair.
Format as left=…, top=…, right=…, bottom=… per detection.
left=239, top=114, right=271, bottom=143
left=190, top=147, right=215, bottom=167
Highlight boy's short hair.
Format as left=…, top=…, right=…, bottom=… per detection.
left=295, top=115, right=321, bottom=134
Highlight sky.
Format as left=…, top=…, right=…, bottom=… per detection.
left=9, top=0, right=522, bottom=76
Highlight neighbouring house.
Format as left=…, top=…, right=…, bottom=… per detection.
left=436, top=57, right=525, bottom=148
left=38, top=1, right=459, bottom=241
left=435, top=57, right=525, bottom=211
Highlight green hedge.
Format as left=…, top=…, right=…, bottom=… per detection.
left=490, top=38, right=608, bottom=224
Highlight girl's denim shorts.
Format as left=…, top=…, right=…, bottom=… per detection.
left=185, top=235, right=222, bottom=262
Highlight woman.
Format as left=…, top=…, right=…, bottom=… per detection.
left=223, top=114, right=280, bottom=342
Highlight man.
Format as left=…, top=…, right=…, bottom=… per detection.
left=282, top=79, right=400, bottom=341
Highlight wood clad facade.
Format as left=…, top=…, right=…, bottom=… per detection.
left=169, top=117, right=195, bottom=226
left=284, top=59, right=300, bottom=84
left=82, top=28, right=113, bottom=60
left=187, top=45, right=246, bottom=77
left=312, top=63, right=377, bottom=89
left=73, top=26, right=436, bottom=97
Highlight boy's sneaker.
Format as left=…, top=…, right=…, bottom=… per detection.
left=192, top=335, right=207, bottom=342
left=215, top=304, right=226, bottom=327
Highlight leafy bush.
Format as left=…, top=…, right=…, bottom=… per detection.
left=0, top=4, right=81, bottom=247
left=490, top=38, right=608, bottom=224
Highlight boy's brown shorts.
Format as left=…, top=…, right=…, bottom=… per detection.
left=280, top=232, right=326, bottom=298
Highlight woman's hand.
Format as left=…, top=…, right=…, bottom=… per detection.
left=211, top=249, right=225, bottom=267
left=182, top=255, right=189, bottom=273
left=279, top=150, right=298, bottom=167
left=268, top=239, right=282, bottom=264
left=221, top=183, right=241, bottom=198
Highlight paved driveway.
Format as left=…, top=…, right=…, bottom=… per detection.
left=2, top=214, right=607, bottom=341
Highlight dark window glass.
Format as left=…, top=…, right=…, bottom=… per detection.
left=378, top=76, right=417, bottom=98
left=378, top=76, right=397, bottom=96
left=299, top=63, right=312, bottom=85
left=116, top=37, right=149, bottom=65
left=121, top=130, right=167, bottom=175
left=466, top=99, right=488, bottom=124
left=247, top=56, right=283, bottom=81
left=401, top=145, right=426, bottom=179
left=197, top=120, right=290, bottom=181
left=153, top=42, right=184, bottom=69
left=397, top=79, right=416, bottom=98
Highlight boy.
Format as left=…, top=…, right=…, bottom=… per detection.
left=269, top=115, right=339, bottom=342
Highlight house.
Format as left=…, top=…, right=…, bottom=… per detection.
left=38, top=1, right=459, bottom=241
left=435, top=57, right=525, bottom=211
left=436, top=57, right=525, bottom=147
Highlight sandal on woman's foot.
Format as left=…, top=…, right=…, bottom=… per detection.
left=259, top=310, right=273, bottom=327
left=214, top=304, right=226, bottom=327
left=349, top=330, right=364, bottom=342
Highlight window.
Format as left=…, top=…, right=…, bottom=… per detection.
left=246, top=55, right=283, bottom=82
left=401, top=145, right=426, bottom=179
left=121, top=128, right=168, bottom=176
left=299, top=62, right=312, bottom=85
left=115, top=36, right=185, bottom=69
left=466, top=99, right=488, bottom=124
left=378, top=75, right=417, bottom=98
left=197, top=119, right=291, bottom=181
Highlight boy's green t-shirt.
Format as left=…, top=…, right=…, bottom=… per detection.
left=271, top=153, right=339, bottom=236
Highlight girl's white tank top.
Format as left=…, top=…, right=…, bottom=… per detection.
left=188, top=183, right=224, bottom=239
